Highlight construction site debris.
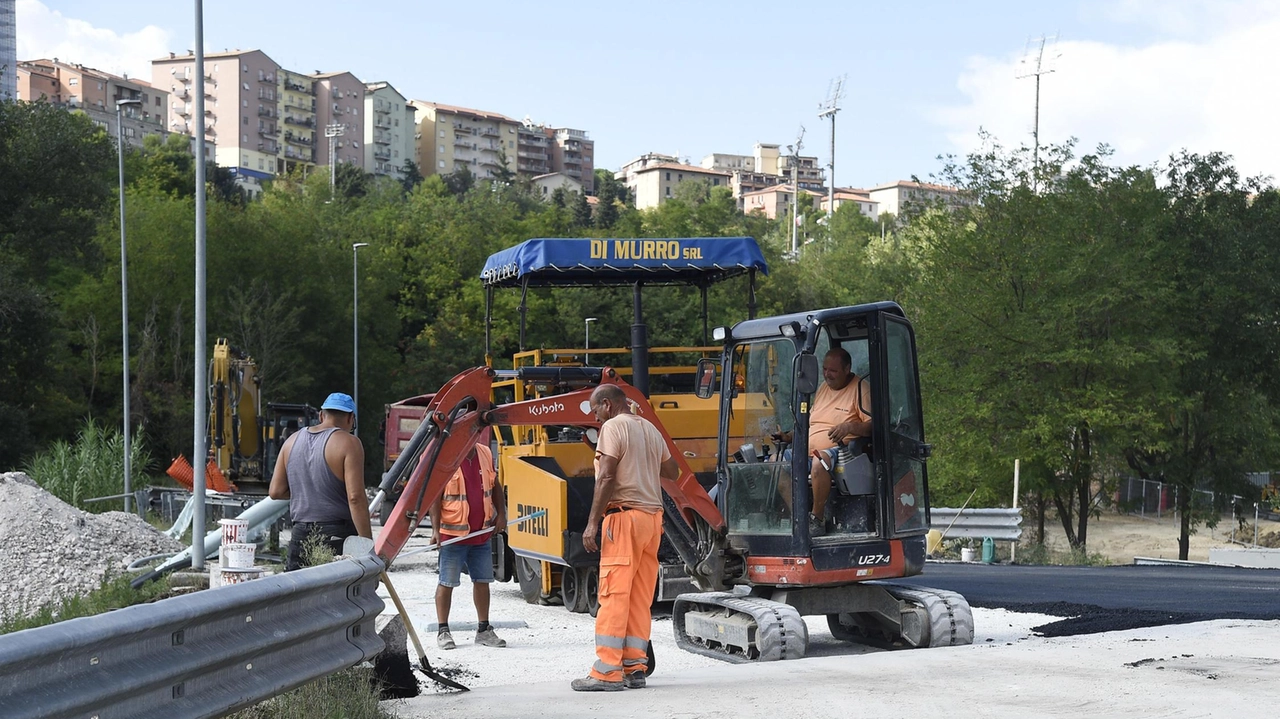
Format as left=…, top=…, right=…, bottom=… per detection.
left=0, top=471, right=184, bottom=619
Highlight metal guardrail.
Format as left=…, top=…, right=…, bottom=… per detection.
left=0, top=554, right=385, bottom=719
left=932, top=507, right=1023, bottom=540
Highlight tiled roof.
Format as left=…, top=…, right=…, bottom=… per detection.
left=416, top=101, right=518, bottom=124
left=634, top=162, right=731, bottom=177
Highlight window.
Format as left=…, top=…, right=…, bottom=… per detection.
left=438, top=160, right=445, bottom=168
left=243, top=82, right=249, bottom=90
left=714, top=179, right=720, bottom=186
left=243, top=117, right=248, bottom=125
left=243, top=64, right=248, bottom=73
left=97, top=82, right=103, bottom=90
left=665, top=186, right=671, bottom=197
left=509, top=140, right=514, bottom=148
left=155, top=96, right=162, bottom=107
left=243, top=100, right=248, bottom=107
left=439, top=130, right=445, bottom=138
left=438, top=144, right=444, bottom=153
left=68, top=78, right=78, bottom=86
left=665, top=172, right=670, bottom=181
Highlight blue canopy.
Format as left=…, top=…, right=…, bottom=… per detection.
left=480, top=237, right=768, bottom=288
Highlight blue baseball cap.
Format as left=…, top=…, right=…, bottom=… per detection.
left=321, top=392, right=356, bottom=414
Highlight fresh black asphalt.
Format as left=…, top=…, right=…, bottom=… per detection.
left=898, top=562, right=1280, bottom=636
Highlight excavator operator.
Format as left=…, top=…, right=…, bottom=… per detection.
left=776, top=347, right=872, bottom=535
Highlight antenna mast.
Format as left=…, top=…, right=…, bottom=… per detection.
left=786, top=125, right=805, bottom=257
left=818, top=75, right=846, bottom=219
left=1016, top=34, right=1060, bottom=182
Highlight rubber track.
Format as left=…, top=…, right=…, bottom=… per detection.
left=877, top=583, right=975, bottom=647
left=673, top=592, right=809, bottom=663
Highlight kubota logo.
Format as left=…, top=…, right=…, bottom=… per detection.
left=528, top=401, right=564, bottom=417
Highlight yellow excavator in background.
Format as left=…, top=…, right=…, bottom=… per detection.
left=206, top=338, right=318, bottom=494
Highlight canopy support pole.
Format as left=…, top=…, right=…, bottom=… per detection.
left=484, top=285, right=493, bottom=358
left=748, top=269, right=758, bottom=319
left=631, top=281, right=649, bottom=398
left=518, top=279, right=528, bottom=352
left=701, top=285, right=709, bottom=346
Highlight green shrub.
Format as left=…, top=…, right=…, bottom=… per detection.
left=24, top=420, right=151, bottom=512
left=0, top=573, right=173, bottom=635
left=1016, top=542, right=1111, bottom=566
left=230, top=666, right=392, bottom=719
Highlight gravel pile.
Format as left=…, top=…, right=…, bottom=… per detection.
left=0, top=471, right=185, bottom=618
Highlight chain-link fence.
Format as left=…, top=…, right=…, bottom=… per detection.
left=1116, top=475, right=1274, bottom=546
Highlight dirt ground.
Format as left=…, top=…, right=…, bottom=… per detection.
left=1032, top=509, right=1280, bottom=563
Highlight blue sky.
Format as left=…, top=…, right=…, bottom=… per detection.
left=17, top=1, right=1280, bottom=187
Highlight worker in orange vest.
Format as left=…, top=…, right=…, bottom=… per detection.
left=573, top=385, right=679, bottom=692
left=429, top=441, right=507, bottom=650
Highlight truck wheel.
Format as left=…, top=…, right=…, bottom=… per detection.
left=562, top=567, right=590, bottom=613
left=586, top=567, right=600, bottom=617
left=515, top=556, right=542, bottom=605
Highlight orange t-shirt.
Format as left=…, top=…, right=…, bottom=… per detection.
left=809, top=375, right=872, bottom=452
left=594, top=413, right=669, bottom=510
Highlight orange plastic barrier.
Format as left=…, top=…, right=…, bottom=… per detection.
left=165, top=455, right=238, bottom=493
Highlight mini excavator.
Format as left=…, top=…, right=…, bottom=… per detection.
left=372, top=301, right=972, bottom=662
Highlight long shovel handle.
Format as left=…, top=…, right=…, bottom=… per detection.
left=380, top=571, right=468, bottom=692
left=401, top=509, right=547, bottom=557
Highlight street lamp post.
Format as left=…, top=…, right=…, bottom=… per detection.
left=116, top=96, right=142, bottom=514
left=584, top=317, right=598, bottom=366
left=352, top=242, right=369, bottom=435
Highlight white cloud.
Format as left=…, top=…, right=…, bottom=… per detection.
left=15, top=0, right=171, bottom=81
left=936, top=3, right=1280, bottom=182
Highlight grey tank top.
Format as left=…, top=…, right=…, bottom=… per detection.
left=286, top=427, right=349, bottom=522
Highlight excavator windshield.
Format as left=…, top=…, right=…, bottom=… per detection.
left=723, top=338, right=796, bottom=535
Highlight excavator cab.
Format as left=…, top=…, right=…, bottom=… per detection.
left=702, top=302, right=931, bottom=569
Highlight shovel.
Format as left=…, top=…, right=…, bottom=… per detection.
left=341, top=535, right=468, bottom=692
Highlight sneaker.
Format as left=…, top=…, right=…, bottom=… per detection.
left=571, top=676, right=624, bottom=692
left=808, top=515, right=826, bottom=537
left=436, top=630, right=456, bottom=650
left=624, top=672, right=646, bottom=689
left=475, top=627, right=506, bottom=648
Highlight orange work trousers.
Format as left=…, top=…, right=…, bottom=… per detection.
left=588, top=507, right=662, bottom=682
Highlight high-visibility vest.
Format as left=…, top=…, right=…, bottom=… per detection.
left=439, top=444, right=497, bottom=537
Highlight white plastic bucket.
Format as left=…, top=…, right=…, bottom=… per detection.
left=220, top=567, right=264, bottom=585
left=219, top=517, right=248, bottom=545
left=220, top=542, right=256, bottom=569
left=961, top=547, right=976, bottom=562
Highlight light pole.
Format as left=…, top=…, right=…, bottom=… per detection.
left=352, top=242, right=369, bottom=435
left=116, top=96, right=142, bottom=513
left=584, top=317, right=598, bottom=366
left=326, top=123, right=345, bottom=197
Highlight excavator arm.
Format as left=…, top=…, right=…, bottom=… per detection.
left=372, top=366, right=732, bottom=589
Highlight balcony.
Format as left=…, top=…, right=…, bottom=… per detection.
left=284, top=115, right=316, bottom=128
left=453, top=138, right=473, bottom=149
left=374, top=117, right=391, bottom=129
left=284, top=80, right=314, bottom=95
left=284, top=101, right=314, bottom=114
left=373, top=147, right=392, bottom=160
left=285, top=132, right=313, bottom=146
left=374, top=134, right=391, bottom=145
left=480, top=127, right=499, bottom=137
left=258, top=127, right=279, bottom=137
left=517, top=150, right=547, bottom=160
left=257, top=107, right=274, bottom=117
left=565, top=168, right=582, bottom=178
left=259, top=73, right=275, bottom=84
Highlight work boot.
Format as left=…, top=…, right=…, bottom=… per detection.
left=624, top=672, right=646, bottom=689
left=475, top=627, right=506, bottom=647
left=809, top=514, right=826, bottom=537
left=436, top=629, right=456, bottom=650
left=571, top=676, right=624, bottom=692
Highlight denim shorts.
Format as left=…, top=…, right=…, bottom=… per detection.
left=437, top=541, right=494, bottom=587
left=780, top=446, right=839, bottom=468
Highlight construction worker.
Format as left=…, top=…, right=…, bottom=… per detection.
left=268, top=392, right=371, bottom=570
left=573, top=385, right=679, bottom=692
left=429, top=441, right=508, bottom=650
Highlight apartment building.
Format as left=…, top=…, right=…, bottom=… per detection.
left=411, top=101, right=519, bottom=180
left=152, top=49, right=281, bottom=192
left=702, top=142, right=826, bottom=210
left=18, top=58, right=168, bottom=148
left=313, top=72, right=365, bottom=171
left=617, top=152, right=679, bottom=187
left=819, top=189, right=879, bottom=219
left=625, top=162, right=730, bottom=209
left=867, top=180, right=968, bottom=217
left=278, top=69, right=317, bottom=176
left=1, top=0, right=15, bottom=101
left=550, top=128, right=594, bottom=194
left=741, top=184, right=819, bottom=220
left=516, top=121, right=553, bottom=176
left=364, top=82, right=415, bottom=180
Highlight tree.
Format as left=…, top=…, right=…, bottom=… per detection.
left=1123, top=152, right=1280, bottom=559
left=912, top=139, right=1174, bottom=551
left=571, top=190, right=592, bottom=228
left=491, top=150, right=517, bottom=186
left=594, top=174, right=619, bottom=229
left=400, top=159, right=424, bottom=192
left=443, top=165, right=474, bottom=197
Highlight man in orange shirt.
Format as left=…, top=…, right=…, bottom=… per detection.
left=779, top=348, right=872, bottom=534
left=572, top=384, right=679, bottom=692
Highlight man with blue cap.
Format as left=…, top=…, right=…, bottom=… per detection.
left=269, top=392, right=372, bottom=570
